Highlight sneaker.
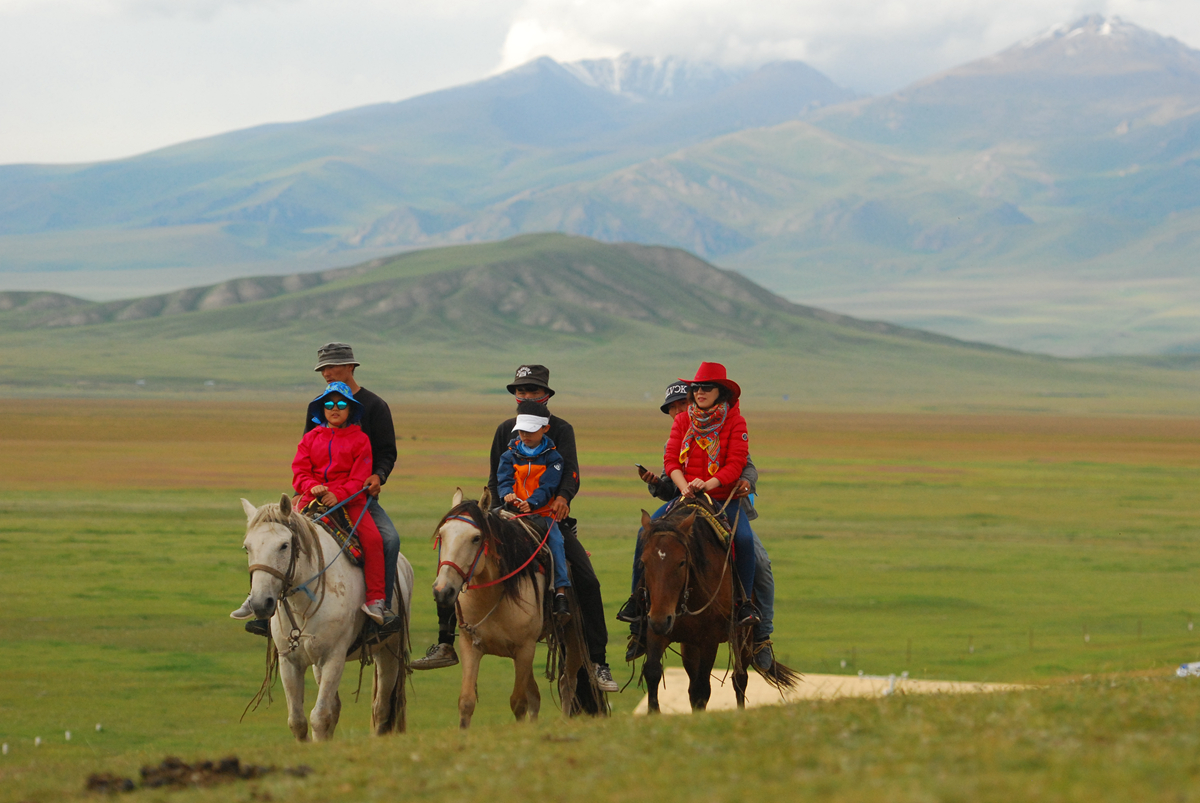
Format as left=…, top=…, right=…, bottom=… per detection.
left=361, top=600, right=386, bottom=625
left=411, top=642, right=459, bottom=670
left=616, top=593, right=641, bottom=624
left=594, top=663, right=619, bottom=693
left=553, top=592, right=571, bottom=623
left=753, top=640, right=774, bottom=672
left=625, top=632, right=646, bottom=662
left=229, top=596, right=255, bottom=621
left=377, top=610, right=403, bottom=638
left=735, top=600, right=760, bottom=628
left=245, top=619, right=270, bottom=638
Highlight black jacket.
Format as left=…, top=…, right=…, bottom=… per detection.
left=489, top=413, right=579, bottom=505
left=303, top=386, right=397, bottom=484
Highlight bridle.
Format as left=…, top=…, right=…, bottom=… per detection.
left=645, top=499, right=739, bottom=619
left=245, top=496, right=370, bottom=654
left=435, top=511, right=553, bottom=591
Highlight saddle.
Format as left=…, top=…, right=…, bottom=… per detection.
left=297, top=498, right=364, bottom=567
left=669, top=494, right=735, bottom=544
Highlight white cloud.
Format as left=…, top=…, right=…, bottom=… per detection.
left=497, top=0, right=1200, bottom=92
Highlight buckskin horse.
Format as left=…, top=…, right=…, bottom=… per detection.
left=431, top=489, right=592, bottom=729
left=239, top=495, right=414, bottom=741
left=638, top=498, right=798, bottom=712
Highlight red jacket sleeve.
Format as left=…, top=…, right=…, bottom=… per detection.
left=292, top=429, right=321, bottom=496
left=663, top=411, right=688, bottom=477
left=328, top=429, right=374, bottom=501
left=713, top=411, right=749, bottom=488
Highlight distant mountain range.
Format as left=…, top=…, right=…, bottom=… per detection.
left=2, top=17, right=1199, bottom=357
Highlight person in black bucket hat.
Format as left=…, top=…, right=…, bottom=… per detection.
left=412, top=364, right=619, bottom=698
left=623, top=375, right=777, bottom=671
left=235, top=343, right=403, bottom=639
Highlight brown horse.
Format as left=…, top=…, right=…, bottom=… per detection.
left=639, top=500, right=798, bottom=713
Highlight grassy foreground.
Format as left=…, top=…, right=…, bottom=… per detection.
left=2, top=399, right=1200, bottom=800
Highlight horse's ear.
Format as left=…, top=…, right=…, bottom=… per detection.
left=679, top=512, right=697, bottom=534
left=480, top=486, right=493, bottom=510
left=279, top=494, right=292, bottom=516
left=640, top=509, right=653, bottom=531
left=452, top=487, right=464, bottom=507
left=241, top=498, right=257, bottom=522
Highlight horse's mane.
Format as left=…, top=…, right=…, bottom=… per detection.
left=249, top=502, right=321, bottom=563
left=646, top=498, right=729, bottom=574
left=433, top=499, right=544, bottom=599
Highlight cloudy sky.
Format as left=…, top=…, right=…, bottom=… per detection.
left=1, top=0, right=1197, bottom=165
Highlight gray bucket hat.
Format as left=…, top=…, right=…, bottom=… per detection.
left=314, top=342, right=359, bottom=372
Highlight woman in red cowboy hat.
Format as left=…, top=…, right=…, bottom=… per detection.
left=660, top=361, right=759, bottom=627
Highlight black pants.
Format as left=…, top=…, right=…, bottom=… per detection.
left=437, top=517, right=608, bottom=666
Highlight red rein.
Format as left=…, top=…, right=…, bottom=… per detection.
left=436, top=513, right=551, bottom=590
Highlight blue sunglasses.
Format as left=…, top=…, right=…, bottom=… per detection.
left=323, top=400, right=350, bottom=410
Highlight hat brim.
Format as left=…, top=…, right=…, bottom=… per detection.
left=314, top=360, right=360, bottom=372
left=679, top=376, right=741, bottom=402
left=506, top=382, right=556, bottom=398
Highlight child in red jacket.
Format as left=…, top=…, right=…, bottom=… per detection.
left=291, top=382, right=389, bottom=624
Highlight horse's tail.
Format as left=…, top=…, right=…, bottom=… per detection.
left=755, top=657, right=801, bottom=692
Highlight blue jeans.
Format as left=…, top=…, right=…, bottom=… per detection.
left=630, top=500, right=756, bottom=607
left=752, top=532, right=774, bottom=642
left=533, top=516, right=571, bottom=590
left=368, top=499, right=400, bottom=609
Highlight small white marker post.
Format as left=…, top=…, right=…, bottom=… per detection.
left=2, top=743, right=8, bottom=755
left=34, top=737, right=41, bottom=747
left=95, top=724, right=102, bottom=732
left=65, top=731, right=71, bottom=741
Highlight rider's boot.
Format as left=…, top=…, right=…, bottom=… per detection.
left=735, top=600, right=760, bottom=628
left=411, top=640, right=458, bottom=670
left=229, top=595, right=255, bottom=620
left=593, top=663, right=619, bottom=693
left=752, top=639, right=774, bottom=672
left=553, top=592, right=571, bottom=623
left=616, top=592, right=641, bottom=624
left=625, top=624, right=646, bottom=662
left=361, top=600, right=386, bottom=625
left=245, top=619, right=270, bottom=638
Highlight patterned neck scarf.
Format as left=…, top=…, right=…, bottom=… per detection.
left=679, top=401, right=729, bottom=477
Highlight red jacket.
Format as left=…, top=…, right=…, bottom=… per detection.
left=664, top=402, right=749, bottom=500
left=292, top=424, right=374, bottom=507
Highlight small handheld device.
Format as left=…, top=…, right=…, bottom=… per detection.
left=634, top=463, right=647, bottom=472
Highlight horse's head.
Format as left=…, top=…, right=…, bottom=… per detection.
left=640, top=509, right=697, bottom=636
left=432, top=488, right=486, bottom=608
left=240, top=494, right=305, bottom=620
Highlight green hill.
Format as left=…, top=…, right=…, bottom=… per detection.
left=3, top=233, right=1200, bottom=413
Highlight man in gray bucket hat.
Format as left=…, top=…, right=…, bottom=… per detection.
left=235, top=342, right=402, bottom=636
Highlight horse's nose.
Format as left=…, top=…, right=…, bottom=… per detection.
left=649, top=614, right=674, bottom=635
left=432, top=583, right=457, bottom=608
left=258, top=597, right=277, bottom=618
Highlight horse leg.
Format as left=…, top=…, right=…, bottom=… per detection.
left=371, top=640, right=402, bottom=735
left=643, top=633, right=669, bottom=714
left=457, top=640, right=482, bottom=730
left=279, top=657, right=309, bottom=742
left=526, top=667, right=542, bottom=721
left=682, top=641, right=719, bottom=712
left=510, top=641, right=537, bottom=722
left=310, top=656, right=348, bottom=741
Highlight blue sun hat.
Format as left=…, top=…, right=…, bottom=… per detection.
left=307, top=381, right=364, bottom=426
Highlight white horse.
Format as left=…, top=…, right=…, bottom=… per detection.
left=432, top=489, right=586, bottom=729
left=239, top=494, right=413, bottom=741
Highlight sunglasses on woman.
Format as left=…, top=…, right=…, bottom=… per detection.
left=323, top=400, right=350, bottom=410
left=691, top=383, right=720, bottom=393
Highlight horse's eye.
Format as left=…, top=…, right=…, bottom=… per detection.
left=280, top=543, right=289, bottom=551
left=472, top=535, right=481, bottom=543
left=679, top=560, right=686, bottom=568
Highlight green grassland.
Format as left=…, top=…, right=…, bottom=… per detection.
left=2, top=401, right=1200, bottom=800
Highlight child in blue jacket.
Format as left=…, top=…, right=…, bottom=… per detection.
left=497, top=400, right=572, bottom=619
